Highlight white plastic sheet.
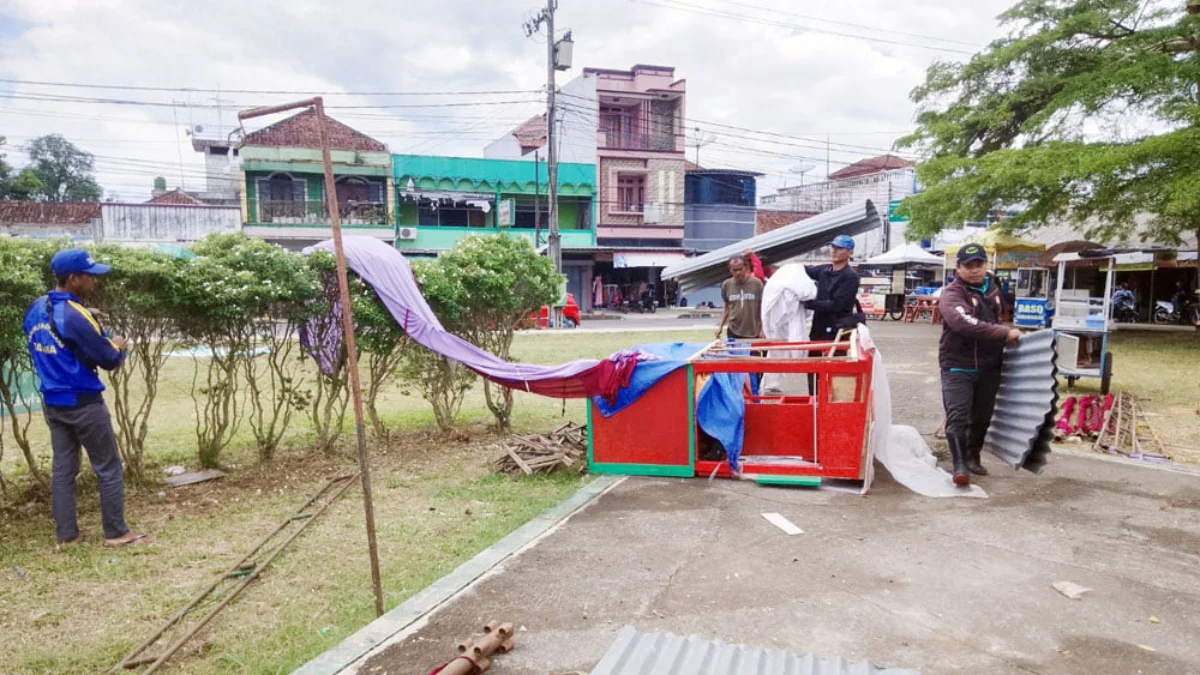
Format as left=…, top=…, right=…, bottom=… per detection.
left=861, top=324, right=988, bottom=499
left=760, top=264, right=817, bottom=394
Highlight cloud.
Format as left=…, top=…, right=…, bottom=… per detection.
left=0, top=0, right=1011, bottom=200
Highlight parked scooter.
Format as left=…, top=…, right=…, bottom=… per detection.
left=1112, top=297, right=1140, bottom=324
left=1154, top=300, right=1179, bottom=325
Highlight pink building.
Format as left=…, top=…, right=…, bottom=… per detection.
left=583, top=64, right=687, bottom=249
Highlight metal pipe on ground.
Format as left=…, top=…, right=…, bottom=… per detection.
left=111, top=474, right=356, bottom=673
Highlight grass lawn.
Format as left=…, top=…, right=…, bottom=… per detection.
left=1057, top=330, right=1200, bottom=464
left=0, top=329, right=711, bottom=675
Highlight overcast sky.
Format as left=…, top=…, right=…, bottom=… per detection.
left=0, top=0, right=1013, bottom=201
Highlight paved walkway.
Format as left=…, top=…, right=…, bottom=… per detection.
left=334, top=323, right=1200, bottom=674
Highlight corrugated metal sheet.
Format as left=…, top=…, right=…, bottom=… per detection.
left=591, top=626, right=919, bottom=675
left=101, top=203, right=241, bottom=243
left=984, top=329, right=1057, bottom=474
left=662, top=200, right=880, bottom=292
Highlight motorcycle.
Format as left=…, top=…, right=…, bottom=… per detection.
left=1154, top=300, right=1178, bottom=325
left=1112, top=297, right=1139, bottom=324
left=1155, top=297, right=1200, bottom=325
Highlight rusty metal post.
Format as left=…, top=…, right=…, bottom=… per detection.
left=237, top=99, right=385, bottom=617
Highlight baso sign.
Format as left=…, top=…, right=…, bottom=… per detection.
left=1014, top=297, right=1049, bottom=329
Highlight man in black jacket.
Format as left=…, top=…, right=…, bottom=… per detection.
left=805, top=234, right=860, bottom=343
left=938, top=244, right=1022, bottom=486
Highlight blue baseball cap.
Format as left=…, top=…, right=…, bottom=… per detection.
left=830, top=234, right=855, bottom=251
left=50, top=249, right=111, bottom=277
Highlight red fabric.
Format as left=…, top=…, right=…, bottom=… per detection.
left=746, top=252, right=767, bottom=283
left=481, top=354, right=639, bottom=401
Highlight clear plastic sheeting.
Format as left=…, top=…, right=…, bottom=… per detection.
left=760, top=263, right=817, bottom=394
left=861, top=325, right=988, bottom=499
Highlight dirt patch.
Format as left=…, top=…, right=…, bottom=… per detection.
left=1124, top=524, right=1200, bottom=556
left=1043, top=635, right=1198, bottom=675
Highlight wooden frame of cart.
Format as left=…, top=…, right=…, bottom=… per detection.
left=587, top=335, right=876, bottom=486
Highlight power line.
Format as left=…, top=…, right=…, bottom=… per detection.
left=709, top=0, right=983, bottom=49
left=0, top=92, right=543, bottom=110
left=0, top=77, right=541, bottom=97
left=629, top=0, right=978, bottom=55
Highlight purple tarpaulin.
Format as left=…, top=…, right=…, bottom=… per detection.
left=305, top=237, right=635, bottom=399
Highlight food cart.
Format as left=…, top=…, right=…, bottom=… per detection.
left=1012, top=266, right=1052, bottom=329
left=857, top=276, right=903, bottom=320
left=1051, top=251, right=1115, bottom=394
left=863, top=243, right=942, bottom=320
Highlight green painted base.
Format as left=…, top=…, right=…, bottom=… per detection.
left=588, top=463, right=694, bottom=478
left=754, top=476, right=822, bottom=488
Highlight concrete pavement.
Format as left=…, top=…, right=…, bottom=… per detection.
left=333, top=323, right=1200, bottom=675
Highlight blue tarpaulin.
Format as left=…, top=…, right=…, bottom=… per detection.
left=592, top=342, right=747, bottom=469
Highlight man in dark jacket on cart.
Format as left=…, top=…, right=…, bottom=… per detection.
left=938, top=244, right=1021, bottom=487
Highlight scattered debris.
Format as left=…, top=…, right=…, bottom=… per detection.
left=11, top=566, right=26, bottom=581
left=1149, top=616, right=1160, bottom=624
left=164, top=465, right=187, bottom=477
left=1090, top=392, right=1171, bottom=460
left=1052, top=581, right=1091, bottom=600
left=761, top=512, right=804, bottom=535
left=1138, top=644, right=1157, bottom=653
left=434, top=621, right=515, bottom=674
left=493, top=423, right=587, bottom=475
left=164, top=469, right=226, bottom=488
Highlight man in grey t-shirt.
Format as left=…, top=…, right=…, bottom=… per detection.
left=716, top=255, right=764, bottom=341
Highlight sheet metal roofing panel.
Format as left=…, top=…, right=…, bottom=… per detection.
left=984, top=328, right=1058, bottom=473
left=662, top=200, right=880, bottom=292
left=591, top=626, right=919, bottom=675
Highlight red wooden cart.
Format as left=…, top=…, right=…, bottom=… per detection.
left=588, top=334, right=876, bottom=488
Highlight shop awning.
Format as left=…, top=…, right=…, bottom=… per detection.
left=614, top=251, right=687, bottom=268
left=661, top=200, right=881, bottom=291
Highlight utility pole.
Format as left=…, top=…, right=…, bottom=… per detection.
left=525, top=2, right=573, bottom=289
left=534, top=150, right=542, bottom=248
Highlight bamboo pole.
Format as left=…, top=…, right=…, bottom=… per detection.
left=238, top=99, right=384, bottom=618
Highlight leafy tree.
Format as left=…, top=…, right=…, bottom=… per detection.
left=899, top=0, right=1200, bottom=257
left=25, top=134, right=102, bottom=202
left=303, top=252, right=351, bottom=453
left=153, top=176, right=167, bottom=193
left=93, top=246, right=187, bottom=484
left=9, top=169, right=45, bottom=200
left=0, top=136, right=12, bottom=197
left=432, top=234, right=559, bottom=431
left=353, top=279, right=407, bottom=440
left=397, top=259, right=477, bottom=434
left=0, top=238, right=56, bottom=492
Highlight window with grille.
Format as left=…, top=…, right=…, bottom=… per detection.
left=617, top=174, right=646, bottom=213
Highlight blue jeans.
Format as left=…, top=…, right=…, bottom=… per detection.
left=45, top=401, right=130, bottom=541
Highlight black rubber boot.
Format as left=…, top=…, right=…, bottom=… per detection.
left=965, top=447, right=989, bottom=476
left=947, top=434, right=970, bottom=487
left=966, top=427, right=989, bottom=476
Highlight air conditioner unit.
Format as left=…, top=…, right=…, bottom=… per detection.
left=397, top=227, right=418, bottom=241
left=643, top=202, right=663, bottom=224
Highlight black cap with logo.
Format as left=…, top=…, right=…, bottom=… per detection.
left=957, top=244, right=988, bottom=265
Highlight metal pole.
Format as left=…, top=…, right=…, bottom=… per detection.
left=546, top=0, right=562, bottom=275
left=313, top=99, right=386, bottom=618
left=534, top=150, right=542, bottom=248
left=238, top=97, right=384, bottom=618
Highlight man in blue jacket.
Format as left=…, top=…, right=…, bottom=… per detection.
left=24, top=249, right=151, bottom=547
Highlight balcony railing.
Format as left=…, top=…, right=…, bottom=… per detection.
left=603, top=129, right=677, bottom=152
left=257, top=200, right=387, bottom=226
